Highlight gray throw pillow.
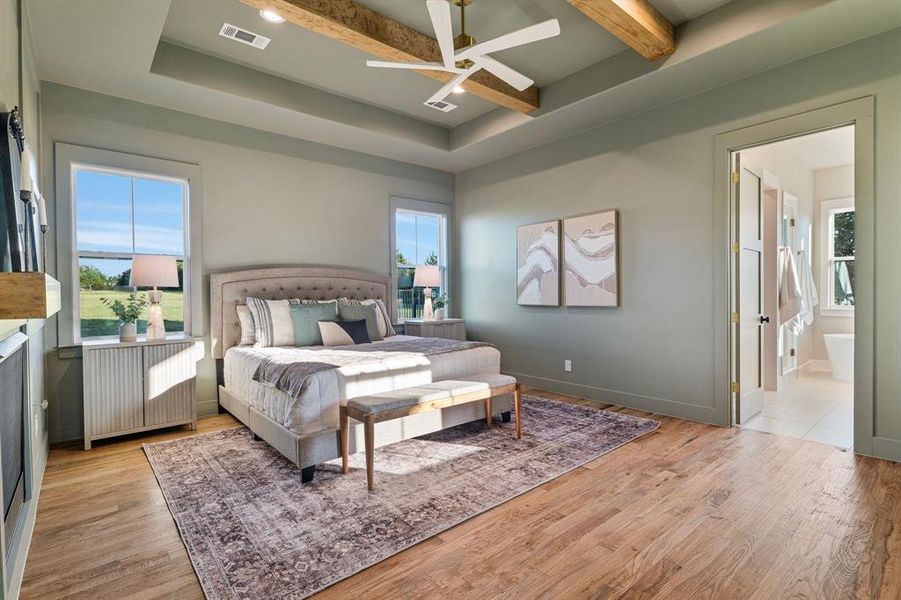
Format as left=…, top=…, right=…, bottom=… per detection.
left=289, top=302, right=338, bottom=346
left=337, top=303, right=383, bottom=341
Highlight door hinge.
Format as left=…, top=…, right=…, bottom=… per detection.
left=790, top=348, right=796, bottom=357
left=790, top=218, right=796, bottom=227
left=731, top=242, right=740, bottom=254
left=731, top=382, right=739, bottom=394
left=731, top=312, right=739, bottom=324
left=731, top=171, right=740, bottom=184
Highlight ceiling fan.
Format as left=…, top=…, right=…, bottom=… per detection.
left=366, top=0, right=560, bottom=111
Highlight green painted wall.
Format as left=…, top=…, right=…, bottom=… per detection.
left=455, top=27, right=901, bottom=461
left=39, top=83, right=454, bottom=443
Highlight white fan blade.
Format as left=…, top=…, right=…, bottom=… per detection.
left=476, top=56, right=533, bottom=91
left=427, top=68, right=477, bottom=104
left=456, top=19, right=560, bottom=60
left=366, top=60, right=452, bottom=72
left=426, top=0, right=455, bottom=70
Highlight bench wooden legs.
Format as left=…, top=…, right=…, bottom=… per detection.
left=340, top=406, right=349, bottom=474
left=339, top=408, right=376, bottom=491
left=514, top=383, right=522, bottom=440
left=364, top=416, right=375, bottom=491
left=341, top=384, right=523, bottom=491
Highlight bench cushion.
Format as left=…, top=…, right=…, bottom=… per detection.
left=347, top=374, right=516, bottom=415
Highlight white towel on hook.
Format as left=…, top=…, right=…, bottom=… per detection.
left=779, top=246, right=803, bottom=329
left=796, top=248, right=818, bottom=327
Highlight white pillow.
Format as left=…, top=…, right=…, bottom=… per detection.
left=235, top=304, right=255, bottom=346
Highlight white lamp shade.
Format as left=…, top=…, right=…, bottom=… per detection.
left=130, top=255, right=179, bottom=288
left=413, top=265, right=440, bottom=288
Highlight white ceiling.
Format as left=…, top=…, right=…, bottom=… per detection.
left=24, top=0, right=901, bottom=172
left=764, top=126, right=855, bottom=170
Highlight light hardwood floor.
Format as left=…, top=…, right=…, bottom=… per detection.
left=21, top=389, right=901, bottom=599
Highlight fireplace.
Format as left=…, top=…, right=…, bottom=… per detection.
left=0, top=331, right=27, bottom=558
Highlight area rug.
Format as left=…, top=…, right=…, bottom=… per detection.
left=144, top=395, right=659, bottom=599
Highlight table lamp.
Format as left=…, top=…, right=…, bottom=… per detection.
left=413, top=265, right=440, bottom=321
left=131, top=255, right=179, bottom=340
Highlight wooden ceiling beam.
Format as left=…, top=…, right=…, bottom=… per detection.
left=568, top=0, right=674, bottom=61
left=241, top=0, right=540, bottom=113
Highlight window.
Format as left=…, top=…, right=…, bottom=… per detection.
left=821, top=198, right=855, bottom=315
left=390, top=197, right=451, bottom=321
left=73, top=166, right=189, bottom=339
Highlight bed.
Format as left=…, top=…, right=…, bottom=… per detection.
left=211, top=267, right=511, bottom=482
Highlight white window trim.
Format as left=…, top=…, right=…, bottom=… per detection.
left=819, top=196, right=855, bottom=318
left=55, top=143, right=203, bottom=346
left=389, top=196, right=452, bottom=323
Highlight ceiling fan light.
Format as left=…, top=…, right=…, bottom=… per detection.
left=453, top=85, right=465, bottom=94
left=259, top=9, right=285, bottom=23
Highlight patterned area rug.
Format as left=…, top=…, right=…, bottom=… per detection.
left=144, top=395, right=659, bottom=599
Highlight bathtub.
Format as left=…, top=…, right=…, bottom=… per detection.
left=824, top=333, right=854, bottom=382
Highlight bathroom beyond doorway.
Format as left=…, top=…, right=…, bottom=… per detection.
left=732, top=126, right=855, bottom=449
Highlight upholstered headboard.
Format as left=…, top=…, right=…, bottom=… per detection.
left=210, top=267, right=391, bottom=359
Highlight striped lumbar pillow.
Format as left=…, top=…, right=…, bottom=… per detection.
left=245, top=297, right=298, bottom=347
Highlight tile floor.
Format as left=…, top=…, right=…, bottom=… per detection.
left=741, top=369, right=853, bottom=449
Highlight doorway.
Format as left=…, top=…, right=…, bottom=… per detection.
left=730, top=126, right=855, bottom=449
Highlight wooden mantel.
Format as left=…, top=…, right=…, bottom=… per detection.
left=0, top=272, right=62, bottom=319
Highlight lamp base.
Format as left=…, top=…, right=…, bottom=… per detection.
left=422, top=288, right=434, bottom=321
left=146, top=288, right=166, bottom=341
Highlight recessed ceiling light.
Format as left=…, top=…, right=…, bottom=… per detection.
left=259, top=9, right=285, bottom=23
left=453, top=85, right=465, bottom=94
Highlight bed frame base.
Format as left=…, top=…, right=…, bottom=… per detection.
left=301, top=466, right=315, bottom=483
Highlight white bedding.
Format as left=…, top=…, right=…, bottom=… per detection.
left=224, top=335, right=501, bottom=436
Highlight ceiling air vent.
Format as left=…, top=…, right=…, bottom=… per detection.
left=424, top=99, right=457, bottom=113
left=219, top=23, right=271, bottom=50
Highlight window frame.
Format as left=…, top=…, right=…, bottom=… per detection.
left=55, top=144, right=203, bottom=346
left=820, top=197, right=855, bottom=317
left=389, top=196, right=452, bottom=323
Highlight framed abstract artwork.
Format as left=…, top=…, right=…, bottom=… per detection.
left=516, top=220, right=560, bottom=306
left=563, top=210, right=619, bottom=307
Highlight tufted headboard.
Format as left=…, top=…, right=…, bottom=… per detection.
left=210, top=266, right=391, bottom=359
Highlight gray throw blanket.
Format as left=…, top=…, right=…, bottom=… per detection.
left=253, top=337, right=493, bottom=401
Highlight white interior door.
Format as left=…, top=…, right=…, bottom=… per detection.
left=734, top=154, right=767, bottom=423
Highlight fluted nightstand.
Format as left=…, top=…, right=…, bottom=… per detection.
left=403, top=318, right=466, bottom=341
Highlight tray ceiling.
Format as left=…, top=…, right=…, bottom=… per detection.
left=25, top=0, right=901, bottom=172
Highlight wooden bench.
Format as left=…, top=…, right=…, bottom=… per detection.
left=340, top=374, right=521, bottom=490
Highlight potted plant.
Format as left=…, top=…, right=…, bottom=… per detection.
left=432, top=293, right=448, bottom=320
left=100, top=293, right=149, bottom=342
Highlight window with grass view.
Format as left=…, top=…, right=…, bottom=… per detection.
left=395, top=208, right=446, bottom=320
left=823, top=200, right=855, bottom=312
left=75, top=166, right=188, bottom=339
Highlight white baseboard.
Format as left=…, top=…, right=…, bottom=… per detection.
left=197, top=399, right=219, bottom=418
left=7, top=434, right=49, bottom=599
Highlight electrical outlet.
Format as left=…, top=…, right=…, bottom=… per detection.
left=564, top=360, right=572, bottom=372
